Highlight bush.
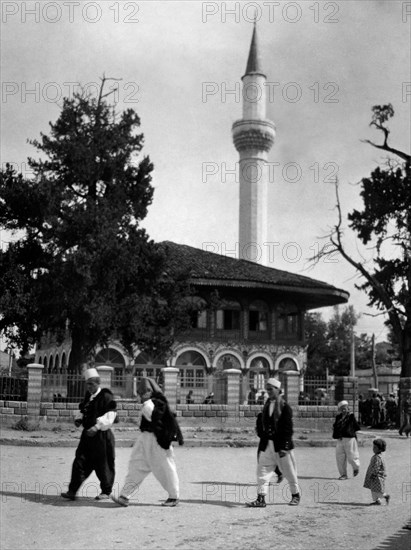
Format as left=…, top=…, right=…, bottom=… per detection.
left=12, top=418, right=39, bottom=431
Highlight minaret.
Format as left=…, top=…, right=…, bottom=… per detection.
left=232, top=24, right=275, bottom=265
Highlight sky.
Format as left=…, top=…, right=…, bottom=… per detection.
left=1, top=0, right=410, bottom=345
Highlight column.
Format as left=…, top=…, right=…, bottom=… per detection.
left=162, top=367, right=179, bottom=409
left=334, top=376, right=358, bottom=413
left=224, top=368, right=242, bottom=405
left=27, top=363, right=44, bottom=421
left=96, top=366, right=114, bottom=390
left=281, top=371, right=300, bottom=409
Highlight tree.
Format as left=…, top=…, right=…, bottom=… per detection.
left=304, top=312, right=330, bottom=375
left=0, top=79, right=194, bottom=371
left=305, top=305, right=359, bottom=376
left=312, top=104, right=411, bottom=379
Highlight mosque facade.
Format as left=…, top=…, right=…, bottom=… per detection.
left=35, top=26, right=349, bottom=404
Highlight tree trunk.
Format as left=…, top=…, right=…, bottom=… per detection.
left=66, top=326, right=90, bottom=398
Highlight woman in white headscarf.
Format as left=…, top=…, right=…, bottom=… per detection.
left=112, top=377, right=184, bottom=507
left=332, top=400, right=361, bottom=480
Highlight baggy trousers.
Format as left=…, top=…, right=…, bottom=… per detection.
left=69, top=430, right=115, bottom=495
left=257, top=440, right=299, bottom=496
left=335, top=437, right=360, bottom=476
left=120, top=431, right=179, bottom=500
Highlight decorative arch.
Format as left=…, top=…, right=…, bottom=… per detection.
left=95, top=346, right=127, bottom=387
left=246, top=352, right=274, bottom=371
left=95, top=345, right=127, bottom=368
left=174, top=349, right=207, bottom=394
left=213, top=350, right=244, bottom=371
left=275, top=354, right=300, bottom=372
left=172, top=347, right=210, bottom=369
left=61, top=352, right=67, bottom=372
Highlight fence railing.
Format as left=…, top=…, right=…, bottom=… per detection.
left=0, top=376, right=28, bottom=401
left=300, top=376, right=336, bottom=405
left=42, top=373, right=86, bottom=402
left=38, top=372, right=338, bottom=406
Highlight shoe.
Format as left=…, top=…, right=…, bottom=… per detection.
left=246, top=497, right=266, bottom=508
left=353, top=469, right=359, bottom=477
left=384, top=494, right=390, bottom=505
left=162, top=498, right=179, bottom=507
left=370, top=500, right=381, bottom=505
left=277, top=474, right=284, bottom=484
left=111, top=495, right=129, bottom=507
left=95, top=493, right=110, bottom=501
left=289, top=493, right=300, bottom=506
left=338, top=475, right=348, bottom=480
left=61, top=492, right=76, bottom=501
left=399, top=430, right=403, bottom=436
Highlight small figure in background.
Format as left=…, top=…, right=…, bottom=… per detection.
left=203, top=392, right=215, bottom=404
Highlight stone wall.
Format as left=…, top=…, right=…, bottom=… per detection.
left=0, top=397, right=339, bottom=432
left=0, top=363, right=359, bottom=432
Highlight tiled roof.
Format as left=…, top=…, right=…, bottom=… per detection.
left=160, top=241, right=349, bottom=309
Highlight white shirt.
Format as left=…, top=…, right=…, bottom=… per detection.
left=141, top=399, right=155, bottom=422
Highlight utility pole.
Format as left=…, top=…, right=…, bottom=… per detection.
left=350, top=328, right=355, bottom=377
left=371, top=334, right=378, bottom=390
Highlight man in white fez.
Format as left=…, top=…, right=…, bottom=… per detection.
left=61, top=368, right=117, bottom=501
left=247, top=378, right=301, bottom=507
left=332, top=400, right=361, bottom=480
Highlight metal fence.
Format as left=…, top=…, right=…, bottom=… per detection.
left=0, top=376, right=28, bottom=401
left=42, top=373, right=86, bottom=402
left=300, top=376, right=336, bottom=405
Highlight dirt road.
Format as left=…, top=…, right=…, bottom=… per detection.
left=1, top=436, right=410, bottom=550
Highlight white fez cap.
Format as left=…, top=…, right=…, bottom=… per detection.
left=84, top=368, right=99, bottom=380
left=266, top=378, right=281, bottom=389
left=338, top=400, right=349, bottom=409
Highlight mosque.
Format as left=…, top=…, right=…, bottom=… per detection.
left=35, top=25, right=349, bottom=404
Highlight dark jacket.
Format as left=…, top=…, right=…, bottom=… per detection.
left=332, top=412, right=360, bottom=439
left=78, top=388, right=117, bottom=430
left=140, top=393, right=184, bottom=450
left=256, top=398, right=294, bottom=454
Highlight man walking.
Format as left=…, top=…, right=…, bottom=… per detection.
left=61, top=368, right=117, bottom=501
left=246, top=378, right=300, bottom=507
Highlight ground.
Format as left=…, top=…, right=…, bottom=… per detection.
left=1, top=429, right=410, bottom=550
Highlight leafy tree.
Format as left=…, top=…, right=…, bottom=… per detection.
left=304, top=312, right=330, bottom=375
left=305, top=305, right=359, bottom=376
left=312, top=105, right=411, bottom=379
left=0, top=79, right=194, bottom=372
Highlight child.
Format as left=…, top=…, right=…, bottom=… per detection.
left=363, top=438, right=390, bottom=506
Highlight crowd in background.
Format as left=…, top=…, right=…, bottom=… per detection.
left=358, top=393, right=398, bottom=428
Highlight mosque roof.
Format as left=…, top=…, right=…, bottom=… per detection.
left=160, top=241, right=349, bottom=310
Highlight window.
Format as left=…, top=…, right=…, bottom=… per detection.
left=191, top=309, right=207, bottom=329
left=249, top=301, right=268, bottom=332
left=277, top=309, right=301, bottom=338
left=182, top=296, right=207, bottom=330
left=216, top=300, right=241, bottom=330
